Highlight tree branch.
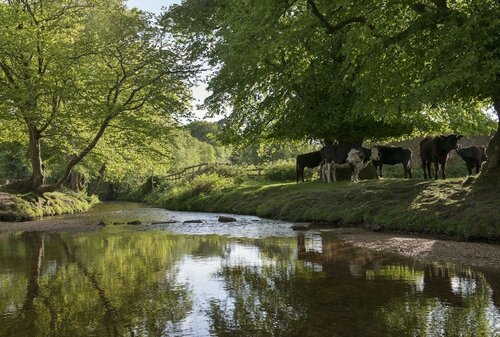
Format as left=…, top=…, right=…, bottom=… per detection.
left=307, top=0, right=371, bottom=35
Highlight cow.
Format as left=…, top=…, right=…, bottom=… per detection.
left=348, top=147, right=380, bottom=182
left=321, top=145, right=379, bottom=182
left=320, top=143, right=355, bottom=183
left=456, top=145, right=487, bottom=175
left=296, top=151, right=322, bottom=183
left=420, top=134, right=463, bottom=179
left=371, top=146, right=413, bottom=178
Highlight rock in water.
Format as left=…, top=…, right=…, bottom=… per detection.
left=292, top=223, right=311, bottom=231
left=218, top=216, right=237, bottom=223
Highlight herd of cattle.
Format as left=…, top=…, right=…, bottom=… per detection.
left=296, top=134, right=487, bottom=183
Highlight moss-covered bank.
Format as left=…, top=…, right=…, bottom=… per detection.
left=145, top=178, right=499, bottom=242
left=0, top=191, right=98, bottom=221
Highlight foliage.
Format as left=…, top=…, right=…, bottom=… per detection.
left=165, top=0, right=498, bottom=145
left=144, top=172, right=236, bottom=210
left=0, top=142, right=30, bottom=179
left=0, top=0, right=193, bottom=193
left=0, top=191, right=97, bottom=221
left=263, top=160, right=315, bottom=182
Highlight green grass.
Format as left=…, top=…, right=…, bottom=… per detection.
left=147, top=177, right=500, bottom=242
left=0, top=191, right=98, bottom=221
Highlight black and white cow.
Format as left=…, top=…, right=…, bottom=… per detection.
left=321, top=145, right=379, bottom=182
left=296, top=151, right=323, bottom=183
left=371, top=146, right=413, bottom=178
left=456, top=145, right=487, bottom=175
left=347, top=147, right=380, bottom=182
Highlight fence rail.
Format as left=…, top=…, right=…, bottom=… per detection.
left=161, top=162, right=263, bottom=183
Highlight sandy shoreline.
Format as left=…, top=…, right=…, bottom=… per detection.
left=1, top=219, right=499, bottom=268
left=329, top=228, right=500, bottom=268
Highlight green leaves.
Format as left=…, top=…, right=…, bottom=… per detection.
left=167, top=0, right=498, bottom=144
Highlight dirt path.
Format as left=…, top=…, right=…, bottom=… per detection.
left=329, top=228, right=500, bottom=268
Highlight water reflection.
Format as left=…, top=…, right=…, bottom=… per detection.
left=0, top=229, right=498, bottom=337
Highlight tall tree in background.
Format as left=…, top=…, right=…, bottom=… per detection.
left=166, top=0, right=497, bottom=177
left=0, top=0, right=192, bottom=194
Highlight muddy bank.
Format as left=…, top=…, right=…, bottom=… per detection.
left=0, top=218, right=101, bottom=233
left=329, top=228, right=500, bottom=268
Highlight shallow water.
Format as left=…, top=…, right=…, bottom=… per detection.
left=1, top=203, right=499, bottom=337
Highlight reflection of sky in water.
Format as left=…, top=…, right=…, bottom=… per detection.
left=176, top=243, right=275, bottom=336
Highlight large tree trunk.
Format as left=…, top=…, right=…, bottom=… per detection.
left=478, top=90, right=500, bottom=183
left=27, top=125, right=45, bottom=191
left=1, top=124, right=45, bottom=194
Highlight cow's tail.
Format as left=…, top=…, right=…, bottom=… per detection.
left=407, top=152, right=413, bottom=172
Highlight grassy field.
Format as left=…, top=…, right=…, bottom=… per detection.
left=0, top=191, right=98, bottom=221
left=148, top=177, right=499, bottom=242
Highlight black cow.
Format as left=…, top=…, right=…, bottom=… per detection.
left=420, top=135, right=463, bottom=179
left=456, top=145, right=487, bottom=175
left=372, top=146, right=413, bottom=178
left=296, top=151, right=322, bottom=183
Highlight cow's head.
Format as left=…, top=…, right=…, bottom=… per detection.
left=445, top=134, right=463, bottom=150
left=369, top=146, right=380, bottom=161
left=346, top=149, right=362, bottom=165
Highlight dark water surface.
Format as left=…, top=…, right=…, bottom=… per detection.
left=1, top=203, right=499, bottom=337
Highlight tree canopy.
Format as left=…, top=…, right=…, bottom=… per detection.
left=165, top=0, right=499, bottom=172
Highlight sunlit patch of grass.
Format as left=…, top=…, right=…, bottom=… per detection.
left=0, top=191, right=98, bottom=221
left=148, top=176, right=499, bottom=242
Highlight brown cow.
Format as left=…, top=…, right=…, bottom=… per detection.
left=420, top=135, right=463, bottom=179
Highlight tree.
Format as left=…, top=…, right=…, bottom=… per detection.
left=0, top=0, right=192, bottom=194
left=352, top=0, right=500, bottom=180
left=163, top=0, right=494, bottom=148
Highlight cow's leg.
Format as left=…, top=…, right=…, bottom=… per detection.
left=422, top=160, right=427, bottom=179
left=332, top=165, right=337, bottom=183
left=379, top=164, right=383, bottom=178
left=353, top=166, right=360, bottom=182
left=325, top=163, right=332, bottom=183
left=475, top=162, right=480, bottom=174
left=467, top=163, right=473, bottom=175
left=440, top=160, right=446, bottom=179
left=434, top=161, right=440, bottom=179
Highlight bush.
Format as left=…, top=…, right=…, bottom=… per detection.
left=143, top=172, right=236, bottom=209
left=263, top=160, right=317, bottom=182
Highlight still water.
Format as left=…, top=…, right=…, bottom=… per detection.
left=0, top=203, right=499, bottom=337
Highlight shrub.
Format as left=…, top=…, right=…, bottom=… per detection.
left=263, top=160, right=317, bottom=182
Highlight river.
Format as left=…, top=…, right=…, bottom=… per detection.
left=0, top=202, right=499, bottom=336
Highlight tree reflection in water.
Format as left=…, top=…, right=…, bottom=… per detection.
left=0, top=230, right=194, bottom=337
left=0, top=230, right=499, bottom=337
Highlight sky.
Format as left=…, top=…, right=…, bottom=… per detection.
left=126, top=0, right=212, bottom=121
left=127, top=0, right=179, bottom=15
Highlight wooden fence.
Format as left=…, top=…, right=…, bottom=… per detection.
left=160, top=162, right=263, bottom=183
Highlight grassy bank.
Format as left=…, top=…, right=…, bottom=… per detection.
left=0, top=191, right=98, bottom=221
left=145, top=175, right=499, bottom=242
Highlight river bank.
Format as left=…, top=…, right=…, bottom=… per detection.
left=0, top=191, right=98, bottom=221
left=1, top=201, right=499, bottom=269
left=144, top=177, right=500, bottom=242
